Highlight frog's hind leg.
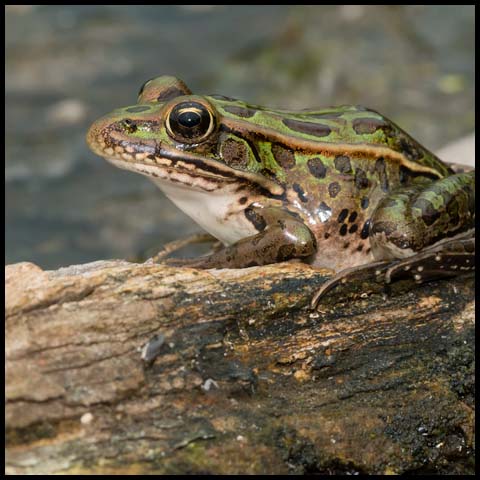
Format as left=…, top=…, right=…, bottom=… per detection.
left=312, top=171, right=475, bottom=309
left=384, top=236, right=475, bottom=284
left=311, top=235, right=474, bottom=309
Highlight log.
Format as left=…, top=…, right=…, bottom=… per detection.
left=5, top=260, right=475, bottom=474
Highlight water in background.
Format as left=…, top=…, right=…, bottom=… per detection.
left=5, top=5, right=475, bottom=268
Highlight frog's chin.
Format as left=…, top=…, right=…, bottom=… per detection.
left=102, top=156, right=258, bottom=245
left=103, top=156, right=232, bottom=193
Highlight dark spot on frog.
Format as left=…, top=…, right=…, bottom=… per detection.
left=360, top=219, right=371, bottom=239
left=277, top=219, right=287, bottom=230
left=157, top=86, right=191, bottom=102
left=334, top=155, right=352, bottom=174
left=277, top=244, right=296, bottom=261
left=272, top=144, right=296, bottom=169
left=246, top=260, right=259, bottom=267
left=375, top=157, right=389, bottom=192
left=343, top=241, right=350, bottom=249
left=293, top=183, right=308, bottom=203
left=399, top=137, right=422, bottom=161
left=348, top=211, right=358, bottom=223
left=371, top=220, right=397, bottom=237
left=356, top=244, right=364, bottom=252
left=245, top=208, right=266, bottom=232
left=399, top=165, right=410, bottom=184
left=361, top=197, right=369, bottom=210
left=307, top=157, right=327, bottom=179
left=352, top=117, right=387, bottom=135
left=349, top=224, right=358, bottom=234
left=222, top=138, right=249, bottom=168
left=126, top=105, right=151, bottom=113
left=339, top=224, right=348, bottom=236
left=282, top=118, right=331, bottom=137
left=328, top=182, right=341, bottom=198
left=223, top=105, right=257, bottom=118
left=324, top=232, right=330, bottom=239
left=239, top=196, right=248, bottom=205
left=365, top=247, right=371, bottom=254
left=354, top=168, right=370, bottom=190
left=337, top=208, right=349, bottom=223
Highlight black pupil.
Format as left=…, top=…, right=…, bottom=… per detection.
left=167, top=101, right=213, bottom=142
left=178, top=110, right=201, bottom=128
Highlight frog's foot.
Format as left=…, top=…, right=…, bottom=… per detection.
left=384, top=238, right=475, bottom=284
left=311, top=237, right=475, bottom=309
left=310, top=260, right=390, bottom=309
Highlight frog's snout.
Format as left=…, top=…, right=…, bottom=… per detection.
left=86, top=115, right=108, bottom=154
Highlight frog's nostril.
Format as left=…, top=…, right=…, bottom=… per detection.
left=121, top=119, right=137, bottom=133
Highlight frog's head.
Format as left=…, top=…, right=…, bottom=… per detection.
left=87, top=76, right=284, bottom=197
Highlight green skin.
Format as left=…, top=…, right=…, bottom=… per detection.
left=87, top=76, right=475, bottom=308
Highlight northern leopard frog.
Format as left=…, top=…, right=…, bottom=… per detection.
left=87, top=76, right=475, bottom=308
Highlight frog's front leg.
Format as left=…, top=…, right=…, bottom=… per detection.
left=165, top=206, right=317, bottom=269
left=312, top=171, right=475, bottom=308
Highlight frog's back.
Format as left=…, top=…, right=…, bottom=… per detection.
left=213, top=99, right=452, bottom=179
left=298, top=105, right=451, bottom=177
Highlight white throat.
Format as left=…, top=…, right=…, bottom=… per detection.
left=151, top=178, right=256, bottom=246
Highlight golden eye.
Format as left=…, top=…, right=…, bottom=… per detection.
left=166, top=101, right=215, bottom=144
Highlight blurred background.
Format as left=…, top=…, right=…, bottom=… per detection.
left=5, top=5, right=475, bottom=269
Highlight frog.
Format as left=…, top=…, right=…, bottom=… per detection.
left=87, top=76, right=475, bottom=308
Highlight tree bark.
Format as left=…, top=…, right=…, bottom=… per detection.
left=5, top=260, right=474, bottom=474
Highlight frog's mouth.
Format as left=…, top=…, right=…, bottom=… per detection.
left=102, top=149, right=286, bottom=197
left=87, top=124, right=284, bottom=196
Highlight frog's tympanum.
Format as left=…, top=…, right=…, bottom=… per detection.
left=87, top=76, right=475, bottom=308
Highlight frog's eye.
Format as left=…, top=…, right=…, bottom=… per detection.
left=165, top=101, right=215, bottom=144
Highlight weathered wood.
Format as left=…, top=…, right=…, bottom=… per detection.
left=5, top=260, right=474, bottom=474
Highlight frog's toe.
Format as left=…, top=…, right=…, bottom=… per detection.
left=385, top=251, right=474, bottom=285
left=310, top=276, right=348, bottom=309
left=311, top=260, right=390, bottom=309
